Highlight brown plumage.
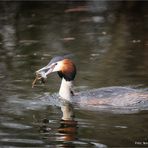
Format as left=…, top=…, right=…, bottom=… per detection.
left=58, top=59, right=76, bottom=81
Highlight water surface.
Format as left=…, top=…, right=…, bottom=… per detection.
left=0, top=1, right=148, bottom=147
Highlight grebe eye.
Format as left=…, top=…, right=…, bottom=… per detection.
left=55, top=63, right=58, bottom=65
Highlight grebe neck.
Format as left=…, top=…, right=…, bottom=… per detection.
left=59, top=78, right=73, bottom=101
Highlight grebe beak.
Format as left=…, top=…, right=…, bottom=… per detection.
left=36, top=63, right=57, bottom=78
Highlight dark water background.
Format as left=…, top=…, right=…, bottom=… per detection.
left=0, top=1, right=148, bottom=147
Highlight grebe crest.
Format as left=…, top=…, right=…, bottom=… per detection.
left=36, top=56, right=76, bottom=101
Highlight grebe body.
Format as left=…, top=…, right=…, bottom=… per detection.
left=35, top=56, right=148, bottom=107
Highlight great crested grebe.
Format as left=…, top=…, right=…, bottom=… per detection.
left=34, top=56, right=148, bottom=107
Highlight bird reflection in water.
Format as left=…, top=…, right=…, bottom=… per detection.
left=58, top=101, right=77, bottom=142
left=39, top=101, right=77, bottom=147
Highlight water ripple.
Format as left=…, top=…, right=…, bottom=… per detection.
left=1, top=138, right=44, bottom=144
left=1, top=122, right=32, bottom=130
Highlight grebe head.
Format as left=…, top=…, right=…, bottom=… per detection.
left=36, top=56, right=76, bottom=80
left=36, top=56, right=76, bottom=101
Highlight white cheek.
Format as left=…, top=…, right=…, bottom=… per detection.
left=52, top=61, right=63, bottom=72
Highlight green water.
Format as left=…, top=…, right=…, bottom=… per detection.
left=0, top=1, right=148, bottom=147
